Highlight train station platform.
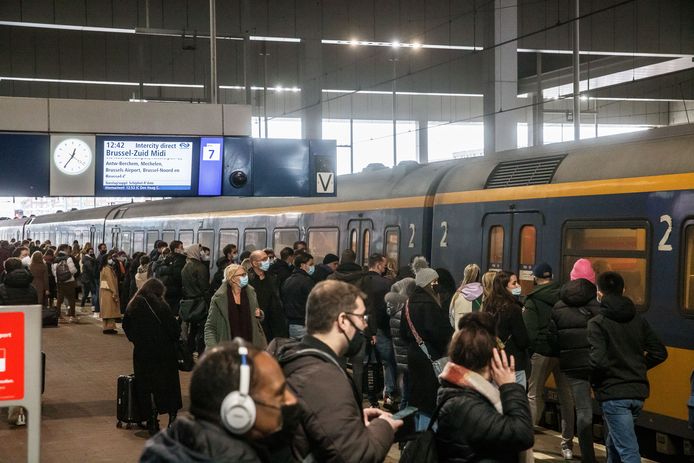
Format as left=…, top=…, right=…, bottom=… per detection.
left=0, top=305, right=654, bottom=463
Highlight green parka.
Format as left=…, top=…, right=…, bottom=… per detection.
left=522, top=281, right=561, bottom=356
left=204, top=283, right=267, bottom=349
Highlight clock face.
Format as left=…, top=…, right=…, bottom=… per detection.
left=54, top=138, right=93, bottom=175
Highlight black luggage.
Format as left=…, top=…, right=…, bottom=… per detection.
left=363, top=345, right=385, bottom=399
left=116, top=374, right=145, bottom=429
left=42, top=307, right=59, bottom=327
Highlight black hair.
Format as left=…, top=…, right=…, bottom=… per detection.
left=222, top=243, right=237, bottom=257
left=367, top=253, right=386, bottom=268
left=597, top=271, right=624, bottom=296
left=294, top=252, right=314, bottom=268
left=4, top=257, right=23, bottom=272
left=280, top=247, right=294, bottom=261
left=139, top=255, right=150, bottom=266
left=293, top=240, right=307, bottom=250
left=307, top=280, right=366, bottom=334
left=169, top=240, right=183, bottom=252
left=483, top=270, right=518, bottom=318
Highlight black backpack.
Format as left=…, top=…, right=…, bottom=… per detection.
left=399, top=399, right=448, bottom=463
left=55, top=259, right=72, bottom=283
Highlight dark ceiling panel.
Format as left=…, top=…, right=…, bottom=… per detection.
left=55, top=0, right=86, bottom=25
left=0, top=1, right=21, bottom=21
left=20, top=0, right=54, bottom=23
left=35, top=31, right=61, bottom=78
left=9, top=29, right=36, bottom=76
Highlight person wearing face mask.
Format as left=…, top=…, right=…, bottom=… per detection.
left=248, top=250, right=288, bottom=342
left=29, top=251, right=49, bottom=309
left=400, top=266, right=453, bottom=430
left=211, top=244, right=238, bottom=294
left=79, top=245, right=97, bottom=308
left=483, top=270, right=530, bottom=388
left=181, top=244, right=212, bottom=355
left=205, top=264, right=267, bottom=350
left=140, top=339, right=298, bottom=463
left=281, top=253, right=316, bottom=339
left=156, top=241, right=187, bottom=316
left=99, top=250, right=121, bottom=334
left=279, top=280, right=403, bottom=462
left=123, top=278, right=182, bottom=435
left=52, top=244, right=79, bottom=323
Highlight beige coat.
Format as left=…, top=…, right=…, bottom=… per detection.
left=99, top=266, right=121, bottom=319
left=29, top=261, right=49, bottom=307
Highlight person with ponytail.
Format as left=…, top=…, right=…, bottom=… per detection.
left=435, top=312, right=534, bottom=462
left=483, top=270, right=530, bottom=387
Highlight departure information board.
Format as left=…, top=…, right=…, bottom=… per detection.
left=95, top=136, right=200, bottom=196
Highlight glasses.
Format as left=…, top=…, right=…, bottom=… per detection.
left=344, top=312, right=369, bottom=324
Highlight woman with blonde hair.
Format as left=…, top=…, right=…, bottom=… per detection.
left=449, top=263, right=484, bottom=328
left=481, top=271, right=497, bottom=307
left=204, top=263, right=267, bottom=349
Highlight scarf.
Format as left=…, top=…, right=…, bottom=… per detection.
left=439, top=362, right=503, bottom=414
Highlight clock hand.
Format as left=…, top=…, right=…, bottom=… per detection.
left=64, top=149, right=77, bottom=168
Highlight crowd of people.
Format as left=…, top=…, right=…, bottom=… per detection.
left=1, top=236, right=670, bottom=462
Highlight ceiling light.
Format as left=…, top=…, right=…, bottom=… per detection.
left=411, top=42, right=422, bottom=49
left=249, top=36, right=301, bottom=43
left=350, top=39, right=359, bottom=46
left=392, top=41, right=401, bottom=48
left=580, top=95, right=588, bottom=101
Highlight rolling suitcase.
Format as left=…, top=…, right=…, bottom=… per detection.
left=116, top=374, right=145, bottom=429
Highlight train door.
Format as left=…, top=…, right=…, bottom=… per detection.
left=347, top=219, right=374, bottom=268
left=482, top=211, right=544, bottom=296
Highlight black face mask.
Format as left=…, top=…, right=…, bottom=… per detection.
left=279, top=403, right=301, bottom=433
left=342, top=317, right=366, bottom=358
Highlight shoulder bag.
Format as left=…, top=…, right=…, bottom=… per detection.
left=405, top=300, right=448, bottom=376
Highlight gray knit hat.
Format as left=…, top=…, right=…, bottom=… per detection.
left=415, top=268, right=439, bottom=288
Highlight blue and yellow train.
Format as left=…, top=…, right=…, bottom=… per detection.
left=2, top=123, right=693, bottom=455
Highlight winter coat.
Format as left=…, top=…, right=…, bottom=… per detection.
left=522, top=281, right=561, bottom=356
left=279, top=336, right=395, bottom=463
left=360, top=271, right=392, bottom=337
left=52, top=253, right=78, bottom=284
left=587, top=294, right=668, bottom=402
left=449, top=282, right=483, bottom=329
left=156, top=252, right=187, bottom=302
left=281, top=269, right=316, bottom=325
left=210, top=256, right=232, bottom=294
left=327, top=263, right=365, bottom=289
left=487, top=301, right=529, bottom=371
left=181, top=258, right=211, bottom=301
left=45, top=260, right=57, bottom=298
left=29, top=260, right=49, bottom=306
left=269, top=260, right=293, bottom=293
left=400, top=286, right=453, bottom=414
left=139, top=414, right=263, bottom=463
left=385, top=287, right=409, bottom=370
left=548, top=279, right=601, bottom=379
left=99, top=265, right=121, bottom=319
left=435, top=382, right=534, bottom=463
left=249, top=268, right=288, bottom=341
left=123, top=294, right=182, bottom=415
left=204, top=284, right=267, bottom=349
left=0, top=269, right=38, bottom=306
left=311, top=263, right=333, bottom=283
left=135, top=265, right=149, bottom=290
left=0, top=244, right=11, bottom=269
left=80, top=254, right=97, bottom=285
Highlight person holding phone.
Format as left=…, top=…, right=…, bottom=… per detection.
left=435, top=312, right=534, bottom=463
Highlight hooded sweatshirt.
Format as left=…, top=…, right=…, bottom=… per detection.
left=587, top=294, right=668, bottom=402
left=0, top=269, right=38, bottom=305
left=522, top=281, right=561, bottom=356
left=448, top=282, right=484, bottom=329
left=139, top=414, right=262, bottom=463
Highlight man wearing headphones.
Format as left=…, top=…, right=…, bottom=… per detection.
left=140, top=340, right=298, bottom=463
left=280, top=280, right=403, bottom=463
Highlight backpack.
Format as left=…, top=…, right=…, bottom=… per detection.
left=399, top=399, right=448, bottom=463
left=56, top=259, right=72, bottom=283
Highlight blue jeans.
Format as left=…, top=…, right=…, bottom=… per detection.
left=415, top=412, right=432, bottom=432
left=288, top=324, right=306, bottom=339
left=515, top=369, right=527, bottom=389
left=601, top=399, right=644, bottom=463
left=373, top=330, right=398, bottom=397
left=93, top=278, right=100, bottom=312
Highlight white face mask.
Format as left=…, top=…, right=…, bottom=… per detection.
left=21, top=256, right=31, bottom=267
left=201, top=254, right=210, bottom=262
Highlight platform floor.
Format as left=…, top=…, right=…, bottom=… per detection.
left=0, top=306, right=660, bottom=462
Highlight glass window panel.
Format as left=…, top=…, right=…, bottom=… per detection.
left=563, top=256, right=647, bottom=307
left=322, top=119, right=351, bottom=146
left=308, top=228, right=339, bottom=264
left=396, top=121, right=418, bottom=164
left=385, top=227, right=400, bottom=269
left=565, top=228, right=646, bottom=252
left=353, top=120, right=394, bottom=172
left=428, top=122, right=484, bottom=161
left=146, top=230, right=159, bottom=251
left=337, top=147, right=352, bottom=175
left=244, top=229, right=267, bottom=252
left=121, top=232, right=131, bottom=256
left=253, top=117, right=302, bottom=139
left=684, top=226, right=694, bottom=314
left=162, top=230, right=176, bottom=245
left=488, top=226, right=504, bottom=271
left=350, top=229, right=358, bottom=253
left=518, top=225, right=537, bottom=296
left=133, top=231, right=145, bottom=253
left=219, top=229, right=239, bottom=255
left=274, top=228, right=300, bottom=254
left=179, top=230, right=194, bottom=248
left=362, top=229, right=371, bottom=267
left=198, top=229, right=215, bottom=251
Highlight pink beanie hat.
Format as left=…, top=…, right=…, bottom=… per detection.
left=570, top=258, right=596, bottom=284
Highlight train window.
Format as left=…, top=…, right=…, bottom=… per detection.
left=133, top=231, right=145, bottom=253
left=350, top=229, right=358, bottom=253
left=518, top=225, right=537, bottom=296
left=121, top=232, right=131, bottom=255
left=273, top=228, right=300, bottom=254
left=161, top=230, right=175, bottom=245
left=111, top=230, right=120, bottom=250
left=244, top=229, right=267, bottom=252
left=682, top=225, right=694, bottom=315
left=488, top=226, right=504, bottom=271
left=362, top=229, right=371, bottom=267
left=198, top=230, right=215, bottom=263
left=308, top=228, right=339, bottom=264
left=179, top=230, right=194, bottom=247
left=146, top=231, right=160, bottom=251
left=384, top=227, right=400, bottom=269
left=562, top=221, right=649, bottom=309
left=219, top=229, right=239, bottom=255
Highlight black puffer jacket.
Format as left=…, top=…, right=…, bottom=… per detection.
left=157, top=253, right=187, bottom=302
left=0, top=269, right=38, bottom=305
left=587, top=294, right=668, bottom=402
left=360, top=271, right=392, bottom=337
left=281, top=269, right=315, bottom=325
left=385, top=278, right=414, bottom=370
left=435, top=382, right=534, bottom=463
left=549, top=279, right=601, bottom=379
left=327, top=263, right=365, bottom=288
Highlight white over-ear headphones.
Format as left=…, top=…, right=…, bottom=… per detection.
left=220, top=345, right=256, bottom=434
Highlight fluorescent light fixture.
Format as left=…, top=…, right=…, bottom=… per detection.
left=0, top=20, right=135, bottom=34
left=250, top=35, right=301, bottom=43
left=392, top=41, right=401, bottom=48
left=143, top=82, right=204, bottom=89
left=0, top=76, right=205, bottom=89
left=519, top=47, right=692, bottom=59
left=219, top=85, right=301, bottom=92
left=322, top=88, right=482, bottom=97
left=517, top=93, right=529, bottom=98
left=587, top=97, right=694, bottom=103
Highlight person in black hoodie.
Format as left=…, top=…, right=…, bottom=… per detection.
left=588, top=271, right=667, bottom=463
left=248, top=249, right=288, bottom=341
left=211, top=243, right=237, bottom=294
left=549, top=269, right=601, bottom=463
left=281, top=252, right=315, bottom=339
left=435, top=312, right=534, bottom=463
left=312, top=253, right=338, bottom=283
left=269, top=247, right=294, bottom=294
left=156, top=241, right=187, bottom=316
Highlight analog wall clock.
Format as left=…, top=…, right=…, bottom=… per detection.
left=53, top=138, right=93, bottom=175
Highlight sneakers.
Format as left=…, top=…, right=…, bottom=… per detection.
left=102, top=329, right=118, bottom=335
left=561, top=448, right=573, bottom=460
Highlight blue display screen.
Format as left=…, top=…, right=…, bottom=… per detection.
left=198, top=137, right=224, bottom=196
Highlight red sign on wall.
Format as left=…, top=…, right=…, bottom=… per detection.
left=0, top=312, right=24, bottom=401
